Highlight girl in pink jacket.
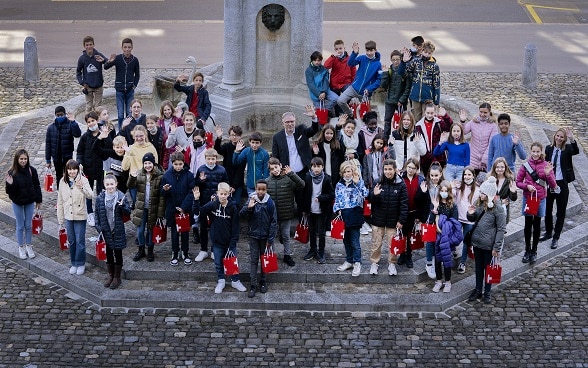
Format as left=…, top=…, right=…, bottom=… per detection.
left=460, top=102, right=498, bottom=173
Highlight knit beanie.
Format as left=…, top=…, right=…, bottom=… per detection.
left=479, top=176, right=498, bottom=208
left=142, top=152, right=156, bottom=165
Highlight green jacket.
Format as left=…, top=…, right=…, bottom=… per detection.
left=128, top=165, right=166, bottom=228
left=380, top=67, right=410, bottom=106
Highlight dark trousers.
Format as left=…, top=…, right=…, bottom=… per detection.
left=170, top=226, right=189, bottom=255
left=106, top=248, right=123, bottom=266
left=249, top=238, right=267, bottom=285
left=403, top=212, right=417, bottom=255
left=544, top=180, right=569, bottom=239
left=434, top=260, right=452, bottom=282
left=199, top=215, right=209, bottom=252
left=524, top=216, right=541, bottom=253
left=308, top=212, right=327, bottom=254
left=473, top=247, right=493, bottom=295
left=54, top=160, right=66, bottom=190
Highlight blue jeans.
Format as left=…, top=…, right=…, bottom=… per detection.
left=230, top=186, right=244, bottom=210
left=66, top=219, right=87, bottom=267
left=116, top=89, right=135, bottom=130
left=312, top=89, right=339, bottom=114
left=343, top=226, right=361, bottom=263
left=426, top=241, right=435, bottom=263
left=460, top=222, right=474, bottom=264
left=444, top=164, right=464, bottom=182
left=137, top=209, right=153, bottom=247
left=129, top=188, right=137, bottom=209
left=12, top=202, right=35, bottom=246
left=212, top=243, right=240, bottom=282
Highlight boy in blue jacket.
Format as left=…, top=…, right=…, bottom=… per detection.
left=233, top=132, right=270, bottom=196
left=76, top=36, right=106, bottom=112
left=305, top=51, right=338, bottom=117
left=336, top=40, right=382, bottom=116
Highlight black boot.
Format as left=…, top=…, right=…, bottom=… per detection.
left=133, top=246, right=146, bottom=261
left=397, top=253, right=406, bottom=265
left=283, top=255, right=296, bottom=267
left=539, top=232, right=552, bottom=242
left=103, top=263, right=114, bottom=288
left=406, top=253, right=414, bottom=268
left=147, top=246, right=155, bottom=262
left=110, top=265, right=122, bottom=289
left=192, top=228, right=200, bottom=244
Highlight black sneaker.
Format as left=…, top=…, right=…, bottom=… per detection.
left=303, top=250, right=317, bottom=261
left=133, top=248, right=146, bottom=262
left=468, top=289, right=482, bottom=302
left=397, top=253, right=406, bottom=265
left=259, top=280, right=268, bottom=293
left=317, top=253, right=326, bottom=264
left=550, top=239, right=559, bottom=249
left=522, top=252, right=530, bottom=263
left=248, top=286, right=257, bottom=298
left=283, top=255, right=296, bottom=267
left=539, top=233, right=552, bottom=242
left=406, top=254, right=414, bottom=269
left=529, top=252, right=537, bottom=264
left=482, top=293, right=492, bottom=304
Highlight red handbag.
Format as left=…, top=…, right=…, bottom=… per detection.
left=349, top=100, right=359, bottom=119
left=59, top=228, right=68, bottom=250
left=260, top=247, right=279, bottom=273
left=205, top=131, right=214, bottom=148
left=524, top=191, right=539, bottom=216
left=293, top=215, right=309, bottom=244
left=44, top=169, right=54, bottom=192
left=363, top=199, right=371, bottom=216
left=32, top=211, right=43, bottom=235
left=330, top=214, right=345, bottom=240
left=392, top=110, right=401, bottom=131
left=151, top=218, right=167, bottom=244
left=408, top=225, right=424, bottom=250
left=359, top=95, right=370, bottom=119
left=95, top=232, right=107, bottom=261
left=315, top=100, right=329, bottom=126
left=175, top=213, right=191, bottom=233
left=468, top=245, right=475, bottom=259
left=389, top=229, right=407, bottom=256
left=223, top=249, right=240, bottom=276
left=421, top=222, right=437, bottom=243
left=485, top=257, right=502, bottom=284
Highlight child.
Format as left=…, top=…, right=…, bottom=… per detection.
left=420, top=162, right=444, bottom=279
left=76, top=111, right=103, bottom=226
left=357, top=111, right=384, bottom=164
left=362, top=133, right=395, bottom=189
left=165, top=112, right=197, bottom=168
left=188, top=129, right=207, bottom=175
left=460, top=102, right=498, bottom=173
left=76, top=35, right=106, bottom=112
left=161, top=152, right=196, bottom=265
left=336, top=40, right=382, bottom=116
left=45, top=106, right=82, bottom=189
left=93, top=134, right=129, bottom=193
left=368, top=159, right=408, bottom=276
left=408, top=35, right=424, bottom=60
left=94, top=174, right=131, bottom=289
left=145, top=114, right=164, bottom=164
left=312, top=124, right=344, bottom=185
left=489, top=157, right=518, bottom=224
left=380, top=50, right=410, bottom=129
left=5, top=149, right=42, bottom=260
left=334, top=161, right=369, bottom=276
left=121, top=125, right=158, bottom=207
left=388, top=111, right=426, bottom=170
left=158, top=100, right=183, bottom=170
left=324, top=39, right=356, bottom=95
left=305, top=51, right=338, bottom=116
left=214, top=125, right=247, bottom=209
left=413, top=103, right=452, bottom=175
left=265, top=157, right=305, bottom=266
left=337, top=115, right=359, bottom=158
left=431, top=180, right=460, bottom=293
left=433, top=122, right=470, bottom=181
left=96, top=107, right=116, bottom=141
left=454, top=166, right=480, bottom=274
left=240, top=179, right=278, bottom=297
left=233, top=132, right=270, bottom=196
left=516, top=142, right=557, bottom=263
left=127, top=153, right=165, bottom=262
left=174, top=72, right=212, bottom=128
left=467, top=176, right=506, bottom=304
left=104, top=38, right=140, bottom=130
left=118, top=99, right=147, bottom=145
left=300, top=157, right=333, bottom=264
left=57, top=159, right=94, bottom=275
left=398, top=40, right=440, bottom=122
left=199, top=182, right=247, bottom=294
left=487, top=113, right=526, bottom=172
left=194, top=148, right=229, bottom=262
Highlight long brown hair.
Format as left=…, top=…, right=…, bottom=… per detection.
left=318, top=124, right=340, bottom=151
left=9, top=149, right=29, bottom=175
left=489, top=157, right=514, bottom=181
left=396, top=111, right=415, bottom=139
left=459, top=166, right=477, bottom=203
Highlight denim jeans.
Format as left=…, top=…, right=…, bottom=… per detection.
left=137, top=208, right=153, bottom=247
left=212, top=243, right=240, bottom=282
left=230, top=186, right=244, bottom=210
left=66, top=219, right=87, bottom=267
left=425, top=241, right=435, bottom=263
left=129, top=188, right=137, bottom=209
left=460, top=222, right=474, bottom=264
left=473, top=246, right=493, bottom=294
left=116, top=89, right=135, bottom=130
left=12, top=202, right=35, bottom=246
left=444, top=164, right=464, bottom=182
left=343, top=226, right=361, bottom=263
left=312, top=89, right=339, bottom=115
left=277, top=219, right=292, bottom=256
left=85, top=177, right=96, bottom=214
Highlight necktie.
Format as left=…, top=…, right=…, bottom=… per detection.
left=553, top=148, right=559, bottom=175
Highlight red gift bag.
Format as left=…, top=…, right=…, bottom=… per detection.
left=349, top=100, right=359, bottom=119
left=260, top=247, right=279, bottom=273
left=32, top=211, right=43, bottom=235
left=44, top=169, right=54, bottom=192
left=468, top=245, right=475, bottom=259
left=331, top=214, right=345, bottom=240
left=205, top=131, right=214, bottom=148
left=421, top=222, right=437, bottom=243
left=175, top=213, right=191, bottom=233
left=122, top=213, right=131, bottom=223
left=293, top=215, right=309, bottom=244
left=95, top=233, right=107, bottom=261
left=151, top=218, right=167, bottom=244
left=392, top=110, right=401, bottom=131
left=223, top=249, right=240, bottom=276
left=59, top=228, right=68, bottom=250
left=485, top=257, right=502, bottom=284
left=363, top=199, right=371, bottom=216
left=315, top=100, right=329, bottom=126
left=408, top=227, right=425, bottom=251
left=390, top=229, right=407, bottom=256
left=524, top=191, right=539, bottom=216
left=358, top=95, right=370, bottom=119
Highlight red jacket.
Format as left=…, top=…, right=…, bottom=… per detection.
left=324, top=53, right=357, bottom=91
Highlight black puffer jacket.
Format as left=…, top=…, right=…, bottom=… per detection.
left=300, top=172, right=334, bottom=215
left=368, top=173, right=408, bottom=228
left=6, top=164, right=42, bottom=205
left=265, top=172, right=305, bottom=220
left=77, top=130, right=102, bottom=180
left=239, top=194, right=277, bottom=244
left=127, top=165, right=166, bottom=228
left=94, top=190, right=131, bottom=250
left=45, top=118, right=82, bottom=164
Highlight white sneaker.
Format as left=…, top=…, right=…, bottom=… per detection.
left=388, top=263, right=398, bottom=276
left=457, top=263, right=466, bottom=274
left=337, top=261, right=353, bottom=272
left=443, top=281, right=452, bottom=293
left=25, top=245, right=35, bottom=258
left=76, top=265, right=85, bottom=275
left=426, top=264, right=436, bottom=279
left=87, top=213, right=95, bottom=227
left=18, top=246, right=27, bottom=260
left=211, top=252, right=215, bottom=261
left=432, top=281, right=443, bottom=293
left=69, top=266, right=77, bottom=274
left=325, top=231, right=331, bottom=237
left=214, top=279, right=226, bottom=294
left=351, top=262, right=361, bottom=277
left=369, top=263, right=378, bottom=275
left=360, top=223, right=369, bottom=235
left=195, top=250, right=209, bottom=262
left=367, top=225, right=372, bottom=233
left=231, top=280, right=247, bottom=292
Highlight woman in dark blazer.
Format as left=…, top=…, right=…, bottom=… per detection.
left=540, top=127, right=579, bottom=249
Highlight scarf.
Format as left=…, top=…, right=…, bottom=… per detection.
left=341, top=131, right=359, bottom=151
left=104, top=191, right=117, bottom=231
left=310, top=170, right=325, bottom=185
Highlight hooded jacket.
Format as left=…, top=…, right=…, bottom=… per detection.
left=305, top=62, right=331, bottom=102
left=324, top=52, right=356, bottom=91
left=239, top=193, right=277, bottom=244
left=76, top=48, right=106, bottom=88
left=368, top=173, right=408, bottom=228
left=161, top=166, right=195, bottom=224
left=380, top=66, right=410, bottom=106
left=77, top=130, right=103, bottom=180
left=200, top=198, right=240, bottom=249
left=463, top=118, right=498, bottom=171
left=347, top=51, right=382, bottom=95
left=6, top=164, right=42, bottom=206
left=265, top=171, right=305, bottom=221
left=128, top=164, right=166, bottom=228
left=466, top=199, right=506, bottom=252
left=94, top=190, right=131, bottom=250
left=45, top=117, right=82, bottom=164
left=398, top=55, right=440, bottom=104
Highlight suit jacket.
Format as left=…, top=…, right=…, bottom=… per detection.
left=545, top=141, right=579, bottom=184
left=271, top=122, right=319, bottom=171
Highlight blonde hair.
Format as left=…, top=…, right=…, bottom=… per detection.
left=339, top=161, right=358, bottom=176
left=217, top=182, right=230, bottom=192
left=112, top=136, right=126, bottom=146
left=204, top=148, right=218, bottom=158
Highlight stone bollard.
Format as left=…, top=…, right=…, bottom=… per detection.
left=24, top=36, right=39, bottom=82
left=522, top=43, right=537, bottom=89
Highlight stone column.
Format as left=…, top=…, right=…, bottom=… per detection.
left=522, top=43, right=537, bottom=89
left=222, top=0, right=243, bottom=86
left=24, top=36, right=39, bottom=82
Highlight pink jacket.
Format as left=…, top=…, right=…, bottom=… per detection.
left=516, top=158, right=557, bottom=201
left=463, top=119, right=498, bottom=170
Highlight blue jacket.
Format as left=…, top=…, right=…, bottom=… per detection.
left=76, top=48, right=106, bottom=88
left=348, top=51, right=382, bottom=95
left=305, top=63, right=330, bottom=102
left=233, top=147, right=270, bottom=190
left=194, top=164, right=229, bottom=205
left=334, top=178, right=369, bottom=227
left=104, top=54, right=140, bottom=92
left=173, top=81, right=212, bottom=125
left=398, top=56, right=440, bottom=105
left=433, top=141, right=471, bottom=167
left=239, top=194, right=277, bottom=245
left=94, top=190, right=131, bottom=250
left=435, top=214, right=464, bottom=268
left=45, top=118, right=82, bottom=164
left=200, top=198, right=240, bottom=249
left=160, top=166, right=195, bottom=224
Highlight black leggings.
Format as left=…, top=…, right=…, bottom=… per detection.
left=106, top=248, right=123, bottom=266
left=524, top=216, right=541, bottom=253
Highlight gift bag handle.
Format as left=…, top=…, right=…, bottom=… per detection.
left=264, top=246, right=275, bottom=256
left=224, top=248, right=235, bottom=259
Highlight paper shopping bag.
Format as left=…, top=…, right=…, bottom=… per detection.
left=389, top=229, right=407, bottom=256
left=359, top=95, right=370, bottom=119
left=59, top=228, right=68, bottom=250
left=44, top=169, right=54, bottom=192
left=315, top=100, right=328, bottom=125
left=175, top=213, right=191, bottom=233
left=330, top=214, right=345, bottom=240
left=421, top=222, right=437, bottom=243
left=293, top=215, right=309, bottom=244
left=151, top=218, right=167, bottom=244
left=95, top=232, right=107, bottom=261
left=392, top=110, right=401, bottom=131
left=524, top=191, right=539, bottom=216
left=363, top=199, right=371, bottom=216
left=32, top=211, right=43, bottom=235
left=260, top=247, right=279, bottom=273
left=485, top=257, right=502, bottom=284
left=223, top=249, right=240, bottom=276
